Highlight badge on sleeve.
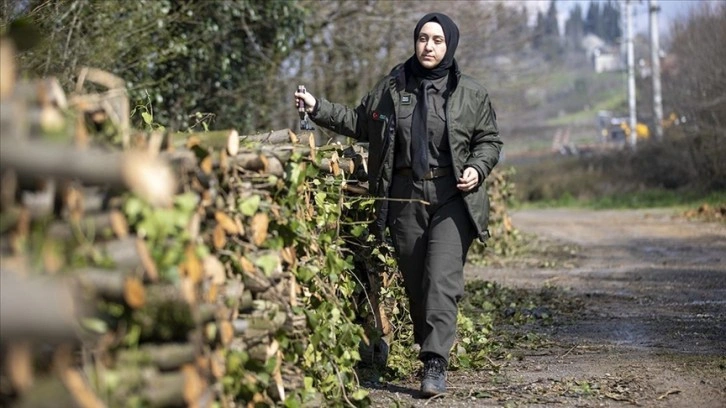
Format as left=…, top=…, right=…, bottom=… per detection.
left=401, top=94, right=412, bottom=105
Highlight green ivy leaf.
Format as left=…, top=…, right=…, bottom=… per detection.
left=239, top=195, right=261, bottom=216
left=254, top=253, right=279, bottom=276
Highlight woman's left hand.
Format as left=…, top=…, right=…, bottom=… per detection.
left=456, top=167, right=479, bottom=192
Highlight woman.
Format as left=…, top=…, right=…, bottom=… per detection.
left=294, top=12, right=502, bottom=397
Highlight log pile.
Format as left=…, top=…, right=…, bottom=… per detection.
left=1, top=37, right=381, bottom=407
left=1, top=34, right=516, bottom=406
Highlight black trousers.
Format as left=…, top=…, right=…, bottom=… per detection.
left=387, top=172, right=476, bottom=362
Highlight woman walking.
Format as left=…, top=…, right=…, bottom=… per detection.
left=295, top=12, right=502, bottom=397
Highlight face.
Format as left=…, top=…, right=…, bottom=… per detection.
left=416, top=22, right=446, bottom=69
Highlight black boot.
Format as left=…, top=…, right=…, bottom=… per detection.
left=420, top=354, right=447, bottom=397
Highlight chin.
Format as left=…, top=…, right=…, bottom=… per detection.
left=419, top=60, right=439, bottom=69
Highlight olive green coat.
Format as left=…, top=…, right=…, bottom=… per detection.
left=310, top=61, right=502, bottom=242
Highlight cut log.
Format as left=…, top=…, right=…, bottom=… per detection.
left=281, top=363, right=305, bottom=393
left=117, top=343, right=197, bottom=371
left=0, top=141, right=175, bottom=207
left=169, top=129, right=240, bottom=155
left=102, top=237, right=144, bottom=270
left=47, top=210, right=129, bottom=241
left=132, top=284, right=195, bottom=341
left=0, top=271, right=80, bottom=342
left=75, top=268, right=145, bottom=308
left=142, top=370, right=186, bottom=407
left=342, top=183, right=369, bottom=195
left=247, top=338, right=278, bottom=363
left=239, top=129, right=296, bottom=145
left=319, top=156, right=355, bottom=175
left=230, top=152, right=283, bottom=176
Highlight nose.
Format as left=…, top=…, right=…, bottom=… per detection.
left=425, top=39, right=434, bottom=51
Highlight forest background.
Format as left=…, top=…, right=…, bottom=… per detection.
left=1, top=0, right=724, bottom=205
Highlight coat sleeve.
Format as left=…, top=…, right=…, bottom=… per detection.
left=310, top=95, right=370, bottom=142
left=464, top=91, right=502, bottom=185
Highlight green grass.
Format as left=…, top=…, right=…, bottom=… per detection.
left=546, top=90, right=626, bottom=127
left=515, top=189, right=726, bottom=211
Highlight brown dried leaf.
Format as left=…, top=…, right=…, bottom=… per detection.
left=109, top=209, right=129, bottom=238
left=219, top=321, right=234, bottom=346
left=183, top=244, right=203, bottom=283
left=280, top=246, right=296, bottom=268
left=250, top=212, right=269, bottom=246
left=215, top=211, right=239, bottom=234
left=204, top=255, right=226, bottom=285
left=205, top=283, right=218, bottom=303
left=181, top=277, right=197, bottom=304
left=135, top=238, right=159, bottom=282
left=213, top=224, right=227, bottom=250
left=289, top=129, right=299, bottom=144
left=200, top=155, right=213, bottom=175
left=123, top=276, right=145, bottom=309
left=239, top=256, right=255, bottom=273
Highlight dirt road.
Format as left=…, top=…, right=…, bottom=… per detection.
left=368, top=208, right=726, bottom=407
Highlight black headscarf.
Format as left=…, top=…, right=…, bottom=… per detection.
left=408, top=12, right=459, bottom=80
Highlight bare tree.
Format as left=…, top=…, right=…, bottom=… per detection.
left=662, top=2, right=726, bottom=187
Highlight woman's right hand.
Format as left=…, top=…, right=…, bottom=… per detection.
left=294, top=90, right=317, bottom=113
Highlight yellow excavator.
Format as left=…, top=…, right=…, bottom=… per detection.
left=597, top=111, right=650, bottom=143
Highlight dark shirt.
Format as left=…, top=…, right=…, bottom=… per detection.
left=394, top=74, right=452, bottom=170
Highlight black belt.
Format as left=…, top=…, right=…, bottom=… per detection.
left=395, top=166, right=453, bottom=180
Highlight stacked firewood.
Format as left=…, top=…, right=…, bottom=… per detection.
left=1, top=37, right=386, bottom=407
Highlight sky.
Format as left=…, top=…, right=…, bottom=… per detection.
left=520, top=0, right=720, bottom=36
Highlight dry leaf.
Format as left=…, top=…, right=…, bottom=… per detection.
left=280, top=246, right=296, bottom=268
left=135, top=238, right=159, bottom=282
left=205, top=283, right=218, bottom=303
left=200, top=155, right=213, bottom=175
left=250, top=212, right=269, bottom=246
left=203, top=255, right=226, bottom=285
left=215, top=211, right=239, bottom=234
left=213, top=224, right=227, bottom=250
left=183, top=245, right=203, bottom=283
left=181, top=277, right=197, bottom=304
left=288, top=129, right=299, bottom=144
left=239, top=256, right=255, bottom=273
left=123, top=276, right=145, bottom=309
left=109, top=209, right=129, bottom=238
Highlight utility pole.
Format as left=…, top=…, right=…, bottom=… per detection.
left=649, top=0, right=664, bottom=141
left=625, top=0, right=637, bottom=149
